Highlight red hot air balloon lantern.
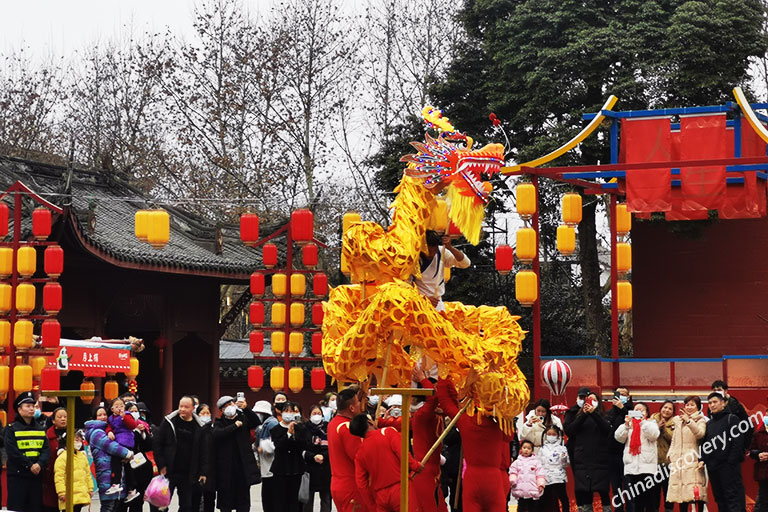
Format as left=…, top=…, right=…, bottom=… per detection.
left=541, top=359, right=572, bottom=415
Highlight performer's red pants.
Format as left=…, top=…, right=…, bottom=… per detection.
left=332, top=479, right=368, bottom=512
left=462, top=466, right=507, bottom=512
left=412, top=470, right=447, bottom=512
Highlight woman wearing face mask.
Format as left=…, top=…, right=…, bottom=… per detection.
left=122, top=401, right=156, bottom=512
left=193, top=404, right=216, bottom=512
left=302, top=405, right=331, bottom=512
left=42, top=406, right=67, bottom=512
left=53, top=430, right=93, bottom=512
left=520, top=399, right=563, bottom=455
left=651, top=401, right=676, bottom=512
left=614, top=402, right=660, bottom=512
left=666, top=396, right=708, bottom=512
left=212, top=395, right=262, bottom=512
left=271, top=402, right=310, bottom=512
left=321, top=392, right=337, bottom=423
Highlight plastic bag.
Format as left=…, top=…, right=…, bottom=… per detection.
left=144, top=474, right=172, bottom=509
left=298, top=472, right=311, bottom=503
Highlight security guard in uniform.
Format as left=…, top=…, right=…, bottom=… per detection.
left=4, top=391, right=49, bottom=512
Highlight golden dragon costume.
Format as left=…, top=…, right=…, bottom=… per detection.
left=321, top=107, right=529, bottom=430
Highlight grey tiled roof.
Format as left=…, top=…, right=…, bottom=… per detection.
left=0, top=156, right=287, bottom=278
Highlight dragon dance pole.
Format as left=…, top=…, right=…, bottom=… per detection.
left=418, top=400, right=470, bottom=467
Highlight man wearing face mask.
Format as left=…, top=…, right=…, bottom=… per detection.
left=328, top=385, right=369, bottom=512
left=411, top=367, right=448, bottom=512
left=606, top=386, right=633, bottom=512
left=563, top=387, right=591, bottom=474
left=212, top=395, right=262, bottom=512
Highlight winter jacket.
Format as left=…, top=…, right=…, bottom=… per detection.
left=212, top=406, right=262, bottom=492
left=509, top=454, right=546, bottom=499
left=129, top=418, right=155, bottom=496
left=4, top=415, right=50, bottom=478
left=606, top=399, right=634, bottom=462
left=519, top=412, right=563, bottom=454
left=43, top=426, right=65, bottom=508
left=152, top=410, right=208, bottom=483
left=666, top=413, right=708, bottom=503
left=615, top=419, right=660, bottom=475
left=304, top=420, right=331, bottom=492
left=270, top=421, right=310, bottom=476
left=563, top=410, right=613, bottom=492
left=108, top=413, right=137, bottom=449
left=702, top=409, right=745, bottom=467
left=54, top=449, right=94, bottom=509
left=651, top=413, right=675, bottom=464
left=84, top=420, right=131, bottom=500
left=538, top=438, right=569, bottom=485
left=722, top=394, right=752, bottom=448
left=749, top=422, right=768, bottom=481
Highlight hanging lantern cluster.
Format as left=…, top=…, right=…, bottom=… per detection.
left=615, top=203, right=632, bottom=313
left=135, top=209, right=170, bottom=249
left=557, top=192, right=582, bottom=256
left=240, top=209, right=327, bottom=395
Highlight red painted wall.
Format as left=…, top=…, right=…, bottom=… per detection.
left=633, top=217, right=768, bottom=358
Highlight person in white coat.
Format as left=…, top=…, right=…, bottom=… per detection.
left=413, top=230, right=470, bottom=312
left=614, top=402, right=660, bottom=512
left=538, top=425, right=570, bottom=512
left=520, top=399, right=563, bottom=454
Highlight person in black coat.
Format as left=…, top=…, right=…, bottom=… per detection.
left=192, top=404, right=216, bottom=512
left=121, top=402, right=157, bottom=512
left=212, top=395, right=262, bottom=512
left=605, top=386, right=633, bottom=512
left=440, top=424, right=462, bottom=512
left=711, top=380, right=752, bottom=447
left=152, top=396, right=208, bottom=512
left=271, top=401, right=310, bottom=512
left=563, top=391, right=613, bottom=512
left=303, top=405, right=331, bottom=512
left=703, top=392, right=746, bottom=512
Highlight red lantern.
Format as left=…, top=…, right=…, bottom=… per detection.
left=263, top=243, right=278, bottom=268
left=249, top=331, right=264, bottom=355
left=495, top=245, right=514, bottom=275
left=311, top=332, right=322, bottom=356
left=41, top=319, right=60, bottom=348
left=44, top=245, right=64, bottom=278
left=313, top=273, right=328, bottom=297
left=240, top=213, right=260, bottom=245
left=248, top=365, right=264, bottom=392
left=0, top=203, right=8, bottom=237
left=249, top=302, right=265, bottom=326
left=32, top=207, right=52, bottom=240
left=311, top=367, right=326, bottom=394
left=291, top=209, right=314, bottom=243
left=43, top=283, right=62, bottom=314
left=302, top=244, right=318, bottom=268
left=250, top=272, right=265, bottom=297
left=40, top=366, right=59, bottom=391
left=312, top=303, right=324, bottom=326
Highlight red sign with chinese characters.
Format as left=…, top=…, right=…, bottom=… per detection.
left=58, top=346, right=131, bottom=377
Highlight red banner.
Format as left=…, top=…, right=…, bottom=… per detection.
left=721, top=118, right=767, bottom=219
left=57, top=345, right=131, bottom=377
left=665, top=129, right=708, bottom=221
left=622, top=118, right=673, bottom=213
left=678, top=114, right=727, bottom=211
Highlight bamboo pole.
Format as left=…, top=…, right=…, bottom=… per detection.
left=418, top=400, right=470, bottom=467
left=373, top=341, right=393, bottom=427
left=454, top=445, right=464, bottom=510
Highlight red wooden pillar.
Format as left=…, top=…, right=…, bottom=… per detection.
left=531, top=176, right=542, bottom=400
left=610, top=194, right=619, bottom=389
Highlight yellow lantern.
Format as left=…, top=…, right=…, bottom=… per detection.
left=15, top=283, right=35, bottom=314
left=289, top=367, right=304, bottom=393
left=13, top=319, right=34, bottom=348
left=271, top=332, right=286, bottom=355
left=515, top=270, right=538, bottom=307
left=135, top=210, right=150, bottom=242
left=17, top=246, right=36, bottom=277
left=290, top=274, right=306, bottom=297
left=343, top=211, right=361, bottom=234
left=272, top=274, right=287, bottom=296
left=104, top=380, right=119, bottom=400
left=0, top=366, right=8, bottom=393
left=616, top=203, right=632, bottom=235
left=271, top=303, right=286, bottom=325
left=562, top=193, right=582, bottom=226
left=427, top=199, right=449, bottom=232
left=0, top=247, right=12, bottom=277
left=31, top=356, right=47, bottom=377
left=617, top=243, right=632, bottom=274
left=80, top=380, right=95, bottom=404
left=270, top=367, right=285, bottom=391
left=556, top=225, right=576, bottom=255
left=289, top=332, right=303, bottom=356
left=0, top=320, right=9, bottom=348
left=516, top=227, right=537, bottom=263
left=290, top=303, right=305, bottom=326
left=147, top=210, right=170, bottom=249
left=617, top=280, right=632, bottom=312
left=13, top=365, right=32, bottom=392
left=127, top=357, right=140, bottom=378
left=516, top=183, right=537, bottom=219
left=0, top=284, right=10, bottom=313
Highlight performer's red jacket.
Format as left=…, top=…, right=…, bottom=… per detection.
left=354, top=426, right=422, bottom=511
left=411, top=378, right=442, bottom=474
left=328, top=415, right=365, bottom=496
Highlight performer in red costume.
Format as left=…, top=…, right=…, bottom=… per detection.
left=329, top=386, right=369, bottom=512
left=436, top=378, right=508, bottom=512
left=350, top=414, right=423, bottom=512
left=411, top=368, right=448, bottom=512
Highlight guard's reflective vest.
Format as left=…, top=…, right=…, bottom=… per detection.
left=4, top=416, right=49, bottom=477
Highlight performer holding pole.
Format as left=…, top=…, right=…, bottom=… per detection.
left=328, top=386, right=368, bottom=512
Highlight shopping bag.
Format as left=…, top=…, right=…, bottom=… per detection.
left=144, top=474, right=172, bottom=509
left=298, top=472, right=311, bottom=503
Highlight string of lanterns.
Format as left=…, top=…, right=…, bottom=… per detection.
left=615, top=203, right=632, bottom=312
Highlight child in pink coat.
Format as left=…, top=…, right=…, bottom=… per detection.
left=510, top=439, right=546, bottom=512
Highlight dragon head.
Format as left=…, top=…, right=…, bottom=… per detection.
left=400, top=106, right=505, bottom=244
